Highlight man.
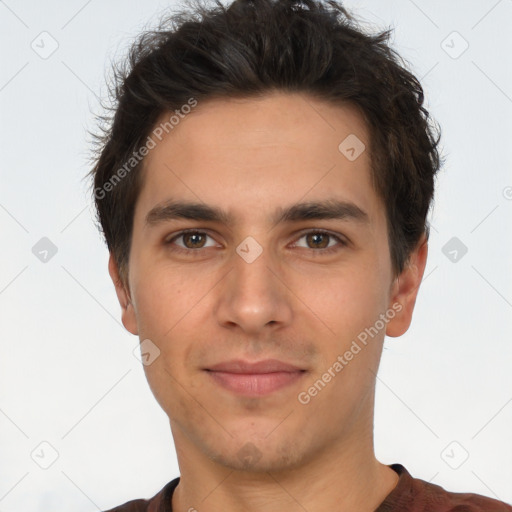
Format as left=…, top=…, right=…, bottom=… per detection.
left=88, top=0, right=512, bottom=510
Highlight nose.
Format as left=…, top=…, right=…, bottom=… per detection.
left=215, top=241, right=293, bottom=335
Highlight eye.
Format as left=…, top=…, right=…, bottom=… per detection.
left=292, top=230, right=347, bottom=254
left=165, top=228, right=347, bottom=255
left=165, top=230, right=218, bottom=253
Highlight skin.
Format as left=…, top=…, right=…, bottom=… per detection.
left=109, top=91, right=428, bottom=512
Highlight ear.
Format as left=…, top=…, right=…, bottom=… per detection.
left=385, top=233, right=428, bottom=337
left=108, top=252, right=138, bottom=335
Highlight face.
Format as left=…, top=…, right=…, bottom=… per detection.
left=110, top=92, right=426, bottom=473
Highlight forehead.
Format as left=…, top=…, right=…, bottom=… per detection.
left=134, top=92, right=382, bottom=227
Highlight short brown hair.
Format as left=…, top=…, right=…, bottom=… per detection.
left=87, top=0, right=442, bottom=285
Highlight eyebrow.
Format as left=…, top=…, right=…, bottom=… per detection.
left=144, top=198, right=370, bottom=228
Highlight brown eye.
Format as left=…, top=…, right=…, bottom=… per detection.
left=293, top=230, right=347, bottom=253
left=166, top=230, right=217, bottom=252
left=181, top=232, right=207, bottom=249
left=305, top=232, right=330, bottom=249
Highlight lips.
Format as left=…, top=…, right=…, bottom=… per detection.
left=204, top=359, right=306, bottom=396
left=206, top=359, right=304, bottom=374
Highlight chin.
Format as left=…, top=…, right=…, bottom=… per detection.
left=207, top=436, right=306, bottom=474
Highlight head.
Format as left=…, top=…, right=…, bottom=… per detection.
left=88, top=0, right=441, bottom=473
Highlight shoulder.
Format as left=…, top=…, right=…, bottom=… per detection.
left=101, top=477, right=180, bottom=512
left=438, top=489, right=512, bottom=511
left=377, top=464, right=512, bottom=512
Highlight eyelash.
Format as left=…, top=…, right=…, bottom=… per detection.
left=164, top=228, right=347, bottom=256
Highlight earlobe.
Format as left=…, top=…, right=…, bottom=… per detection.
left=108, top=252, right=139, bottom=335
left=385, top=234, right=428, bottom=338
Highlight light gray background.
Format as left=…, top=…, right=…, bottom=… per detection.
left=1, top=0, right=511, bottom=510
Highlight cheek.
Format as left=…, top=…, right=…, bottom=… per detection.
left=135, top=280, right=194, bottom=416
left=131, top=265, right=186, bottom=337
left=300, top=267, right=388, bottom=341
left=132, top=268, right=201, bottom=376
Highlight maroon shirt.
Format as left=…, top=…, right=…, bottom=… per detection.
left=103, top=463, right=512, bottom=511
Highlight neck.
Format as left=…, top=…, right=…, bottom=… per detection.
left=170, top=418, right=399, bottom=512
